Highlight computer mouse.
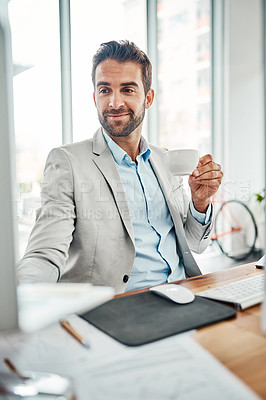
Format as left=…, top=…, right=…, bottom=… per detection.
left=149, top=284, right=195, bottom=304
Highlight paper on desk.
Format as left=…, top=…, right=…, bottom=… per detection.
left=0, top=314, right=260, bottom=400
left=77, top=334, right=260, bottom=400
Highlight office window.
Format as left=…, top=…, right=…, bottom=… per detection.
left=157, top=0, right=212, bottom=153
left=9, top=0, right=62, bottom=257
left=9, top=0, right=212, bottom=258
left=71, top=0, right=147, bottom=142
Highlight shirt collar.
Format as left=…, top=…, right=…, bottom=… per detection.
left=102, top=129, right=151, bottom=165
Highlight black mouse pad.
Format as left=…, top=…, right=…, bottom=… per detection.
left=80, top=291, right=236, bottom=346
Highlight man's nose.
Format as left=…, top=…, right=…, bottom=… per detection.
left=109, top=92, right=124, bottom=109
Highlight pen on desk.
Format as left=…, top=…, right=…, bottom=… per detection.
left=4, top=358, right=28, bottom=380
left=60, top=320, right=90, bottom=348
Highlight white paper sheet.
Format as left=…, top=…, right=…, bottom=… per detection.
left=0, top=314, right=261, bottom=400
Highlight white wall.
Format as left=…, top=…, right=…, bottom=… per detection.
left=222, top=0, right=264, bottom=201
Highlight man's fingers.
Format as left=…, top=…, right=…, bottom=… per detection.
left=198, top=153, right=213, bottom=166
left=189, top=153, right=223, bottom=202
left=193, top=154, right=223, bottom=179
left=197, top=161, right=222, bottom=173
left=189, top=178, right=222, bottom=190
left=190, top=167, right=223, bottom=181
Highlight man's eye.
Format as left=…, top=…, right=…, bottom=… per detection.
left=123, top=88, right=134, bottom=93
left=99, top=88, right=109, bottom=94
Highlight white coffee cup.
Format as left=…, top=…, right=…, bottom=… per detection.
left=164, top=149, right=200, bottom=176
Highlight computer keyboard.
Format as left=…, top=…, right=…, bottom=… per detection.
left=197, top=274, right=264, bottom=310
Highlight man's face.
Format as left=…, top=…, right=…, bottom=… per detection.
left=93, top=59, right=153, bottom=138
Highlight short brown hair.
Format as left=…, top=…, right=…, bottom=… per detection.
left=92, top=40, right=152, bottom=95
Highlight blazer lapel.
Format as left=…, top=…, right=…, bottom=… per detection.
left=149, top=149, right=180, bottom=220
left=91, top=129, right=134, bottom=245
left=150, top=149, right=202, bottom=277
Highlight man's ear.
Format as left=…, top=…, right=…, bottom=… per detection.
left=145, top=89, right=154, bottom=109
left=93, top=92, right=96, bottom=107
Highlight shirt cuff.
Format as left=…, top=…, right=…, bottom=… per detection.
left=189, top=200, right=212, bottom=225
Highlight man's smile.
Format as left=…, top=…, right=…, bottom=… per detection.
left=107, top=113, right=130, bottom=120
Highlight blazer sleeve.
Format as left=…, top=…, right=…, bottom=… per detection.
left=184, top=206, right=213, bottom=254
left=16, top=148, right=76, bottom=283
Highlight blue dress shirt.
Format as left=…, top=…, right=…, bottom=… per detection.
left=103, top=130, right=211, bottom=291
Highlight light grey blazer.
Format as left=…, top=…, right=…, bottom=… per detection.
left=17, top=129, right=212, bottom=293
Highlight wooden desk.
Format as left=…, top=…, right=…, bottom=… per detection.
left=116, top=262, right=266, bottom=399
left=0, top=263, right=264, bottom=399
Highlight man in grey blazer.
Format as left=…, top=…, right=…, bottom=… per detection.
left=17, top=40, right=223, bottom=294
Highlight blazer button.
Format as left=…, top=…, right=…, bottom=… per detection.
left=123, top=275, right=129, bottom=283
